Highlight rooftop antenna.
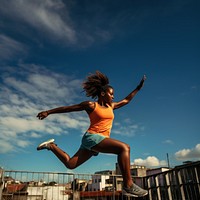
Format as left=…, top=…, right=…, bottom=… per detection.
left=167, top=153, right=170, bottom=168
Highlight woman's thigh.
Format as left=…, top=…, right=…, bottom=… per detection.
left=92, top=138, right=130, bottom=154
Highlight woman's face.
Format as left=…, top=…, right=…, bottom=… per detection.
left=103, top=87, right=114, bottom=105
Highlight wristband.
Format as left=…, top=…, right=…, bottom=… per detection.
left=136, top=85, right=142, bottom=90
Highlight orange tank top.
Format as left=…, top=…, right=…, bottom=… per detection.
left=87, top=102, right=114, bottom=137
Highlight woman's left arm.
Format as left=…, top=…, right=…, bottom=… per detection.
left=112, top=75, right=146, bottom=110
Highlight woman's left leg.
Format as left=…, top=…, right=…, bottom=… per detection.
left=50, top=143, right=94, bottom=169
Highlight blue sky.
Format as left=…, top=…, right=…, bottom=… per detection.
left=0, top=0, right=199, bottom=174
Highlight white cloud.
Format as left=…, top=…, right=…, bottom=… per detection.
left=0, top=141, right=14, bottom=154
left=0, top=0, right=191, bottom=50
left=175, top=144, right=200, bottom=161
left=112, top=118, right=144, bottom=137
left=1, top=117, right=41, bottom=133
left=133, top=156, right=167, bottom=168
left=0, top=0, right=76, bottom=43
left=0, top=64, right=88, bottom=153
left=16, top=140, right=31, bottom=148
left=163, top=139, right=174, bottom=144
left=0, top=34, right=26, bottom=60
left=2, top=64, right=82, bottom=105
left=0, top=0, right=115, bottom=48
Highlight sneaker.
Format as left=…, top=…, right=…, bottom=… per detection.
left=123, top=183, right=148, bottom=197
left=37, top=139, right=55, bottom=151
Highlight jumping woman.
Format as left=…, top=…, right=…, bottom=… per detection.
left=37, top=71, right=148, bottom=197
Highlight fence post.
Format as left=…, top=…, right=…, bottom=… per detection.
left=165, top=173, right=172, bottom=200
left=194, top=166, right=200, bottom=197
left=177, top=170, right=186, bottom=200
left=155, top=175, right=161, bottom=200
left=147, top=177, right=152, bottom=200
left=0, top=168, right=4, bottom=200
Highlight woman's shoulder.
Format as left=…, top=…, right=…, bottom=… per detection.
left=80, top=101, right=96, bottom=113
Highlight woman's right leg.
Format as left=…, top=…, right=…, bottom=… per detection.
left=91, top=138, right=132, bottom=188
left=92, top=138, right=148, bottom=197
left=50, top=143, right=94, bottom=169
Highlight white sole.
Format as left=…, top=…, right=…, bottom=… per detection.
left=122, top=190, right=148, bottom=197
left=122, top=190, right=138, bottom=197
left=37, top=139, right=55, bottom=150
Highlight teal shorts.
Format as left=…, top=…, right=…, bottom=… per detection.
left=80, top=132, right=106, bottom=156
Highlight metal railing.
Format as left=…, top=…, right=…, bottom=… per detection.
left=143, top=161, right=200, bottom=200
left=0, top=170, right=127, bottom=200
left=0, top=161, right=199, bottom=200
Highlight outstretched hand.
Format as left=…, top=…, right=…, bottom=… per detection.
left=137, top=75, right=147, bottom=90
left=37, top=111, right=48, bottom=120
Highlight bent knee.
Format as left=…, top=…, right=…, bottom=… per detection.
left=124, top=143, right=130, bottom=152
left=120, top=143, right=130, bottom=153
left=67, top=165, right=76, bottom=170
left=65, top=163, right=76, bottom=170
left=64, top=159, right=77, bottom=170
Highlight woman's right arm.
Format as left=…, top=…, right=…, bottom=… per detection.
left=37, top=101, right=94, bottom=120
